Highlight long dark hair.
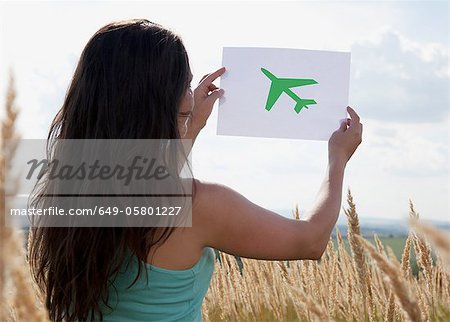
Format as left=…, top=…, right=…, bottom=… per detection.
left=28, top=19, right=193, bottom=321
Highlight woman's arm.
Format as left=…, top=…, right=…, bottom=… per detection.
left=301, top=105, right=362, bottom=256
left=190, top=158, right=345, bottom=261
left=190, top=107, right=362, bottom=261
left=191, top=160, right=344, bottom=261
left=300, top=158, right=346, bottom=257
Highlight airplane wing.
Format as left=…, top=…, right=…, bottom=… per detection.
left=279, top=78, right=318, bottom=88
left=265, top=81, right=284, bottom=111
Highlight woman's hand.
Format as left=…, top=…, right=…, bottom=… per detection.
left=328, top=106, right=363, bottom=165
left=187, top=67, right=226, bottom=140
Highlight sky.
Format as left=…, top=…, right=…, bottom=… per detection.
left=0, top=1, right=448, bottom=223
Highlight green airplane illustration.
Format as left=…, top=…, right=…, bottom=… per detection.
left=261, top=68, right=318, bottom=114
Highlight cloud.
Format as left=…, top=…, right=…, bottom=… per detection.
left=350, top=30, right=449, bottom=123
left=362, top=120, right=449, bottom=178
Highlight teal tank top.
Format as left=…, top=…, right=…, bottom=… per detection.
left=100, top=247, right=216, bottom=322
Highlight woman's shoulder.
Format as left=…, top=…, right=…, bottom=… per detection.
left=192, top=178, right=248, bottom=210
left=192, top=178, right=230, bottom=206
left=190, top=179, right=231, bottom=245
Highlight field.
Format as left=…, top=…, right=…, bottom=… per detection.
left=202, top=198, right=450, bottom=321
left=334, top=236, right=422, bottom=277
left=370, top=237, right=408, bottom=259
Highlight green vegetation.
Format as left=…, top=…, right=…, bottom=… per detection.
left=332, top=235, right=424, bottom=276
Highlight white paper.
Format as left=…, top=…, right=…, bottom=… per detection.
left=217, top=47, right=351, bottom=141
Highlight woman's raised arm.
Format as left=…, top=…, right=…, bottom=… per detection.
left=191, top=106, right=362, bottom=261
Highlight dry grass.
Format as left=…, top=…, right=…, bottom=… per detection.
left=1, top=73, right=449, bottom=321
left=203, top=191, right=450, bottom=322
left=0, top=72, right=49, bottom=322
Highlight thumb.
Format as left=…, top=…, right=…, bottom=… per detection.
left=206, top=88, right=225, bottom=104
left=338, top=118, right=348, bottom=132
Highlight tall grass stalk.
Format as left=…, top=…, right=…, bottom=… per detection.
left=0, top=72, right=48, bottom=322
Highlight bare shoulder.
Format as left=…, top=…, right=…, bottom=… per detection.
left=192, top=179, right=232, bottom=211
left=190, top=178, right=322, bottom=261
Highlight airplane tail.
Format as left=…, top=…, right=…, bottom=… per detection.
left=294, top=99, right=317, bottom=114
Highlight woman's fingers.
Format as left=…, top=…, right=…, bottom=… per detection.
left=338, top=119, right=348, bottom=132
left=347, top=106, right=360, bottom=124
left=199, top=67, right=226, bottom=88
left=206, top=88, right=225, bottom=104
left=199, top=74, right=209, bottom=84
left=345, top=106, right=362, bottom=141
left=208, top=84, right=218, bottom=92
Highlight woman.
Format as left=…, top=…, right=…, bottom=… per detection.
left=29, top=19, right=362, bottom=321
